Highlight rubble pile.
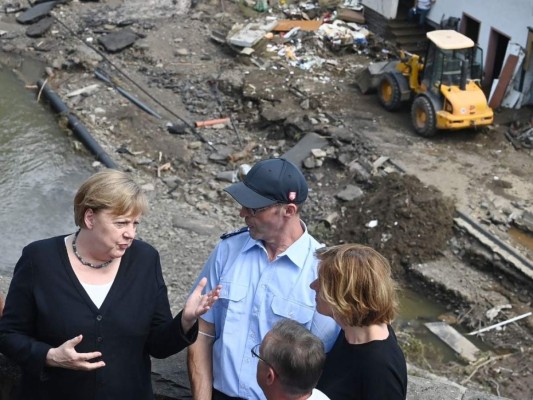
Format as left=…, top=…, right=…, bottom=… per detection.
left=333, top=172, right=456, bottom=274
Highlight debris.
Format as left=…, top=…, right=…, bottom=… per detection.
left=365, top=219, right=378, bottom=228
left=216, top=170, right=238, bottom=183
left=238, top=164, right=252, bottom=180
left=425, top=322, right=480, bottom=363
left=157, top=162, right=173, bottom=178
left=210, top=29, right=226, bottom=44
left=454, top=212, right=533, bottom=281
left=372, top=155, right=389, bottom=172
left=469, top=312, right=533, bottom=336
left=240, top=47, right=255, bottom=56
left=66, top=84, right=100, bottom=98
left=227, top=142, right=257, bottom=164
left=226, top=20, right=277, bottom=48
left=506, top=117, right=533, bottom=149
left=336, top=8, right=365, bottom=24
left=25, top=16, right=54, bottom=38
left=485, top=304, right=512, bottom=321
left=321, top=212, right=340, bottom=227
left=16, top=1, right=57, bottom=24
left=98, top=28, right=138, bottom=53
left=511, top=209, right=533, bottom=233
left=167, top=122, right=187, bottom=135
left=94, top=69, right=162, bottom=119
left=195, top=118, right=230, bottom=128
left=311, top=148, right=327, bottom=158
left=282, top=132, right=329, bottom=167
left=335, top=185, right=364, bottom=202
left=273, top=20, right=322, bottom=32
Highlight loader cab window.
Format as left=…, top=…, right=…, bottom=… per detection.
left=421, top=44, right=445, bottom=95
left=442, top=51, right=463, bottom=86
left=424, top=46, right=481, bottom=90
left=470, top=46, right=484, bottom=82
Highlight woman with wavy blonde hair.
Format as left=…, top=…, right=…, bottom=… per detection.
left=310, top=244, right=407, bottom=400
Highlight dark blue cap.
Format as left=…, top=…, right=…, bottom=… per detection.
left=224, top=158, right=308, bottom=209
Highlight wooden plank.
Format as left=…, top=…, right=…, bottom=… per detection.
left=425, top=322, right=480, bottom=363
left=488, top=54, right=519, bottom=109
left=273, top=20, right=322, bottom=32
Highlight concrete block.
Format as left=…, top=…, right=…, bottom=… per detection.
left=425, top=322, right=480, bottom=363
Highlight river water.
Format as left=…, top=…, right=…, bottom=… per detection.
left=0, top=65, right=93, bottom=274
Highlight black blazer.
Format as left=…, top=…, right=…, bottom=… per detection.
left=0, top=235, right=197, bottom=399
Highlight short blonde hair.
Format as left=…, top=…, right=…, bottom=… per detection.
left=316, top=244, right=398, bottom=327
left=73, top=169, right=148, bottom=228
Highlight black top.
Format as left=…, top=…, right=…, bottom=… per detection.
left=316, top=325, right=407, bottom=400
left=0, top=235, right=198, bottom=400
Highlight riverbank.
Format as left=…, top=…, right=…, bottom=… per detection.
left=1, top=0, right=532, bottom=398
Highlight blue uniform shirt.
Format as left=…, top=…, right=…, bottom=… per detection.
left=196, top=223, right=340, bottom=399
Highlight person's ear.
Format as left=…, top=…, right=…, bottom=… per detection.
left=84, top=208, right=95, bottom=229
left=284, top=203, right=298, bottom=217
left=266, top=366, right=276, bottom=385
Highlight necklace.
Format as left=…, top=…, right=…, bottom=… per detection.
left=72, top=230, right=113, bottom=269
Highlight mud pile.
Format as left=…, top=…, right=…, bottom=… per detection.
left=335, top=172, right=456, bottom=274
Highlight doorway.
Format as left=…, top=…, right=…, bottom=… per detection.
left=484, top=28, right=510, bottom=91
left=460, top=13, right=480, bottom=44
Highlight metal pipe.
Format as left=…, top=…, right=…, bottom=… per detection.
left=36, top=79, right=118, bottom=169
left=94, top=69, right=162, bottom=119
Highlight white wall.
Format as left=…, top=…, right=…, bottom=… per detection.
left=362, top=0, right=399, bottom=19
left=427, top=0, right=533, bottom=50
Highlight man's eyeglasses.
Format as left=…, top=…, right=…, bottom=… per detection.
left=245, top=203, right=280, bottom=216
left=251, top=344, right=278, bottom=376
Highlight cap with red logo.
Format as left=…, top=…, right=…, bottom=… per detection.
left=224, top=158, right=308, bottom=209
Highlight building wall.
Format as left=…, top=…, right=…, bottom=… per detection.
left=362, top=0, right=399, bottom=19
left=427, top=0, right=533, bottom=50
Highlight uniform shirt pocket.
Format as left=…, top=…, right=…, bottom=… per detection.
left=217, top=282, right=249, bottom=331
left=271, top=296, right=314, bottom=325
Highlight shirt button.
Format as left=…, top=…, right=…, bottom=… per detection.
left=97, top=337, right=103, bottom=343
left=96, top=315, right=103, bottom=321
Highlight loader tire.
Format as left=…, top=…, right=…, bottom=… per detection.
left=411, top=96, right=437, bottom=137
left=378, top=73, right=402, bottom=111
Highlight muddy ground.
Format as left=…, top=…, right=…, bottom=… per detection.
left=1, top=0, right=532, bottom=398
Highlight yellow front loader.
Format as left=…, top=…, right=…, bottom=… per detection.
left=377, top=30, right=493, bottom=137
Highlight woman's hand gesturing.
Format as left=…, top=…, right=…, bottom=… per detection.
left=181, top=277, right=222, bottom=333
left=46, top=335, right=106, bottom=370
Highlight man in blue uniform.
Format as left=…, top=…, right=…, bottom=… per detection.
left=187, top=158, right=339, bottom=400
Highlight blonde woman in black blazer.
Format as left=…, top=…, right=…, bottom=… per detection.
left=0, top=169, right=221, bottom=399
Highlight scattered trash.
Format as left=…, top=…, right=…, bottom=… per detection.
left=274, top=20, right=322, bottom=32
left=66, top=84, right=100, bottom=98
left=505, top=117, right=533, bottom=149
left=195, top=117, right=230, bottom=128
left=485, top=304, right=512, bottom=321
left=366, top=219, right=378, bottom=228
left=226, top=20, right=278, bottom=48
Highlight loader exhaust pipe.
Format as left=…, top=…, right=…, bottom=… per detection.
left=460, top=59, right=469, bottom=90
